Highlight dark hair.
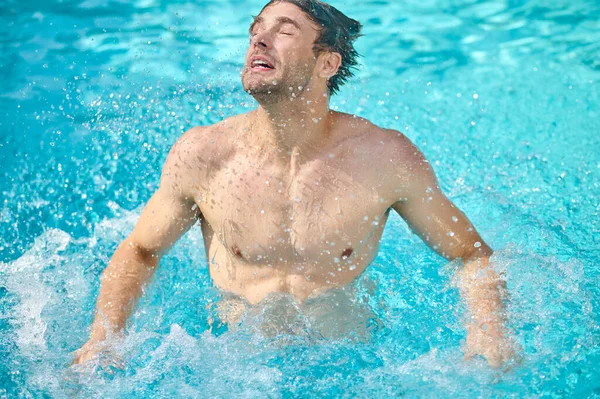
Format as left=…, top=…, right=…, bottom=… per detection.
left=259, top=0, right=362, bottom=95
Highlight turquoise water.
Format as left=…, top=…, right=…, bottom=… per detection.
left=1, top=0, right=599, bottom=397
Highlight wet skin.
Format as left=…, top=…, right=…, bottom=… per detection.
left=73, top=2, right=518, bottom=369
left=162, top=112, right=487, bottom=305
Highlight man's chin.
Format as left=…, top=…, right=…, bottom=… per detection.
left=245, top=86, right=275, bottom=96
left=243, top=80, right=282, bottom=97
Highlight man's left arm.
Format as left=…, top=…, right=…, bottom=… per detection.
left=388, top=133, right=518, bottom=368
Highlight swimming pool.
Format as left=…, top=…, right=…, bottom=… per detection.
left=1, top=0, right=599, bottom=396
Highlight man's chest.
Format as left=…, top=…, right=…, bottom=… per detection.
left=197, top=155, right=392, bottom=266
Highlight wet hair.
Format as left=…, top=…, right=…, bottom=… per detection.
left=258, top=0, right=362, bottom=95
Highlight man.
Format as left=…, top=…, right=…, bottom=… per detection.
left=74, top=0, right=518, bottom=368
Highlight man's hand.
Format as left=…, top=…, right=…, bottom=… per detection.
left=71, top=339, right=124, bottom=369
left=464, top=319, right=521, bottom=369
left=72, top=340, right=101, bottom=365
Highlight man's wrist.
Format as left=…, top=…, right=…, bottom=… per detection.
left=466, top=317, right=507, bottom=338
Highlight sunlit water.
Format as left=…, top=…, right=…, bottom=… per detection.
left=1, top=0, right=599, bottom=397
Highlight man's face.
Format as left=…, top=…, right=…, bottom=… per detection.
left=242, top=2, right=321, bottom=99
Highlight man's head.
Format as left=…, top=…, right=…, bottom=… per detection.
left=241, top=0, right=362, bottom=103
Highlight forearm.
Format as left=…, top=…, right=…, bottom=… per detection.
left=456, top=253, right=507, bottom=326
left=455, top=252, right=522, bottom=367
left=88, top=242, right=159, bottom=343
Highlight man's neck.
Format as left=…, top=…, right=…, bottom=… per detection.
left=250, top=90, right=333, bottom=165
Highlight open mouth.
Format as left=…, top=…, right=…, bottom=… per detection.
left=250, top=58, right=275, bottom=71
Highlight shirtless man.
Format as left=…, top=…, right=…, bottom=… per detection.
left=73, top=0, right=517, bottom=368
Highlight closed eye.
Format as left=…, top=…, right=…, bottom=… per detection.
left=279, top=22, right=298, bottom=36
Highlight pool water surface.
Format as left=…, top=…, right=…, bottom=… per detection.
left=1, top=0, right=599, bottom=397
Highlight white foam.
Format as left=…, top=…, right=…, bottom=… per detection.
left=1, top=229, right=72, bottom=356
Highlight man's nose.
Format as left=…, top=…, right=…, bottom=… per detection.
left=251, top=31, right=272, bottom=49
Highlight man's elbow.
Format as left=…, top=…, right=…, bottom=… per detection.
left=114, top=238, right=161, bottom=268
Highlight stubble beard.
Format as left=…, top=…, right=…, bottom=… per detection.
left=242, top=61, right=316, bottom=105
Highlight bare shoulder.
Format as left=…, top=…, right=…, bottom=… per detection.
left=333, top=112, right=378, bottom=141
left=165, top=113, right=249, bottom=168
left=161, top=113, right=250, bottom=192
left=335, top=113, right=438, bottom=198
left=335, top=112, right=428, bottom=167
left=379, top=128, right=430, bottom=171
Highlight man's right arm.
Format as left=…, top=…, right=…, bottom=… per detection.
left=73, top=129, right=203, bottom=365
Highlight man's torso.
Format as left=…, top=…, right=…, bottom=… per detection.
left=180, top=111, right=407, bottom=304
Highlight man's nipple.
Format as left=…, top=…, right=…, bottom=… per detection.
left=232, top=245, right=244, bottom=259
left=341, top=248, right=354, bottom=260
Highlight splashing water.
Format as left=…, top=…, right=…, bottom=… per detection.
left=1, top=0, right=600, bottom=397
